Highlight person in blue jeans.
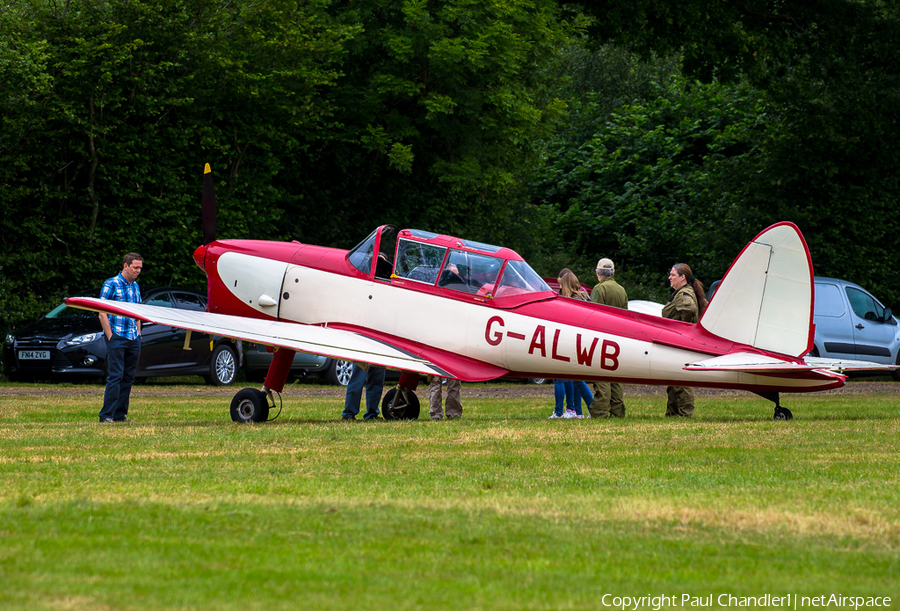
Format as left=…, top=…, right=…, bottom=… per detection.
left=548, top=269, right=595, bottom=420
left=98, top=253, right=144, bottom=423
left=342, top=364, right=386, bottom=420
left=549, top=380, right=592, bottom=419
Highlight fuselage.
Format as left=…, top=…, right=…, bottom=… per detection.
left=193, top=227, right=844, bottom=394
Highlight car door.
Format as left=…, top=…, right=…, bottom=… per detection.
left=813, top=281, right=856, bottom=360
left=137, top=291, right=178, bottom=373
left=845, top=286, right=897, bottom=364
left=170, top=292, right=212, bottom=368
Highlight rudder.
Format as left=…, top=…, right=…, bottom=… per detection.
left=700, top=222, right=814, bottom=358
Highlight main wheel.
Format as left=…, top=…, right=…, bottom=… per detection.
left=206, top=344, right=237, bottom=386
left=230, top=388, right=270, bottom=423
left=326, top=359, right=354, bottom=386
left=381, top=388, right=421, bottom=420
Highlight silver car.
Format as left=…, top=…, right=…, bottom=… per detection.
left=811, top=277, right=900, bottom=379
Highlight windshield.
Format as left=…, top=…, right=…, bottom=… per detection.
left=494, top=260, right=552, bottom=298
left=45, top=303, right=98, bottom=320
left=348, top=229, right=378, bottom=274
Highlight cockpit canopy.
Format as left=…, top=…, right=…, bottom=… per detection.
left=348, top=226, right=551, bottom=300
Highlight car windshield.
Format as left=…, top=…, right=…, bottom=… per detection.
left=44, top=303, right=98, bottom=320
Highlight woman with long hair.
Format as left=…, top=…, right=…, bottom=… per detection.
left=548, top=269, right=593, bottom=420
left=661, top=263, right=707, bottom=417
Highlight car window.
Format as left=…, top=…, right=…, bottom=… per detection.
left=846, top=287, right=884, bottom=321
left=173, top=292, right=206, bottom=311
left=144, top=292, right=173, bottom=308
left=394, top=239, right=447, bottom=285
left=814, top=283, right=845, bottom=317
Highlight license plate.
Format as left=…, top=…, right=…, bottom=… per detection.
left=18, top=350, right=50, bottom=360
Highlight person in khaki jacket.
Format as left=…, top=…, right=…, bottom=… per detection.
left=661, top=263, right=709, bottom=417
left=589, top=258, right=627, bottom=418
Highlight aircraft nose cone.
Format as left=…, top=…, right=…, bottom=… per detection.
left=193, top=244, right=209, bottom=272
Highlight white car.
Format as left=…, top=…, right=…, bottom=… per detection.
left=628, top=300, right=664, bottom=316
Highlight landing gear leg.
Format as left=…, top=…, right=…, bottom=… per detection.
left=754, top=391, right=793, bottom=421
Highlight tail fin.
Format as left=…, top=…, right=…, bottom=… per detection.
left=700, top=222, right=814, bottom=358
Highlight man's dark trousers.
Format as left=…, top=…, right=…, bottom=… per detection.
left=100, top=335, right=141, bottom=421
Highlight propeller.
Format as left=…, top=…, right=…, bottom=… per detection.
left=201, top=163, right=217, bottom=244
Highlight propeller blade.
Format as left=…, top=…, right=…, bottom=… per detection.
left=201, top=163, right=217, bottom=245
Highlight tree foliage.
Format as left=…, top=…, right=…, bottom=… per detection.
left=532, top=66, right=771, bottom=300
left=0, top=0, right=577, bottom=335
left=547, top=1, right=900, bottom=306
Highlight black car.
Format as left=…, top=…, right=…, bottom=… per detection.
left=3, top=287, right=241, bottom=385
left=243, top=344, right=355, bottom=385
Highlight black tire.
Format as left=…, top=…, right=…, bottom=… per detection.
left=230, top=388, right=270, bottom=423
left=207, top=344, right=237, bottom=386
left=381, top=388, right=420, bottom=420
left=326, top=359, right=354, bottom=386
left=527, top=378, right=548, bottom=385
left=773, top=406, right=793, bottom=421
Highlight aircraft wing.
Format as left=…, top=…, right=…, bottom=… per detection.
left=685, top=352, right=896, bottom=375
left=66, top=297, right=455, bottom=379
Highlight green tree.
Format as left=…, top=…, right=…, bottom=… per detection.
left=283, top=0, right=578, bottom=248
left=532, top=72, right=771, bottom=300
left=555, top=0, right=900, bottom=305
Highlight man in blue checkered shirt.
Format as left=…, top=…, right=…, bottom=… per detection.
left=98, top=253, right=144, bottom=423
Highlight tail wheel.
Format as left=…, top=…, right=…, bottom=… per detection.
left=230, top=388, right=270, bottom=423
left=774, top=406, right=793, bottom=420
left=381, top=387, right=420, bottom=420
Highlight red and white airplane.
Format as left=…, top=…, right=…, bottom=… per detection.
left=67, top=166, right=892, bottom=422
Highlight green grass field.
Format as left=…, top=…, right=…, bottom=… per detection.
left=1, top=381, right=898, bottom=610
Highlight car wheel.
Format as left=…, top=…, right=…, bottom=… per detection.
left=206, top=345, right=237, bottom=386
left=230, top=388, right=269, bottom=423
left=326, top=359, right=354, bottom=386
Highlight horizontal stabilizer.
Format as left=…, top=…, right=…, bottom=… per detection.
left=685, top=353, right=821, bottom=373
left=803, top=356, right=900, bottom=374
left=67, top=297, right=457, bottom=379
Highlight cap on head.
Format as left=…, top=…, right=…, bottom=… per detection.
left=596, top=258, right=615, bottom=272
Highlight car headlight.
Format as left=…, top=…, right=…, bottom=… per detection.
left=4, top=334, right=14, bottom=345
left=65, top=332, right=104, bottom=346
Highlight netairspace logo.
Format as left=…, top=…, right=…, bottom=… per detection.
left=599, top=594, right=892, bottom=611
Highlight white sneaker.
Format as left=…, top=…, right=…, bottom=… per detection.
left=548, top=412, right=562, bottom=419
left=562, top=409, right=583, bottom=419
